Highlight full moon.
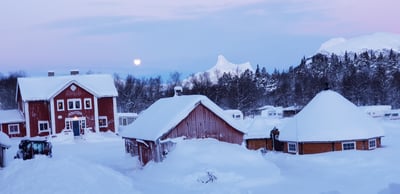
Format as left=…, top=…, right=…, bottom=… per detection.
left=133, top=58, right=141, bottom=66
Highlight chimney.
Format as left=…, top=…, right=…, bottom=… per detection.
left=70, top=70, right=79, bottom=75
left=48, top=71, right=55, bottom=77
left=174, top=86, right=183, bottom=96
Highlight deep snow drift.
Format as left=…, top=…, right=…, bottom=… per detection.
left=1, top=119, right=400, bottom=194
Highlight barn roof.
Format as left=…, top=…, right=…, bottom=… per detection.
left=0, top=109, right=25, bottom=123
left=120, top=95, right=245, bottom=141
left=279, top=90, right=384, bottom=142
left=17, top=74, right=118, bottom=101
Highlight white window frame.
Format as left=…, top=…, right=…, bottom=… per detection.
left=84, top=98, right=92, bottom=110
left=57, top=99, right=65, bottom=111
left=38, top=121, right=50, bottom=133
left=8, top=124, right=20, bottom=135
left=99, top=116, right=108, bottom=128
left=342, top=141, right=356, bottom=150
left=65, top=120, right=71, bottom=130
left=368, top=139, right=377, bottom=150
left=287, top=142, right=297, bottom=153
left=67, top=98, right=82, bottom=110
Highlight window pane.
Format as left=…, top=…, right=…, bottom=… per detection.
left=69, top=101, right=74, bottom=109
left=58, top=101, right=63, bottom=110
left=75, top=100, right=81, bottom=109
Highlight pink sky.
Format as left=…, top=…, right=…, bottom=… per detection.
left=0, top=0, right=399, bottom=77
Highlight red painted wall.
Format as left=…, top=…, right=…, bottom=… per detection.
left=53, top=83, right=95, bottom=134
left=28, top=101, right=51, bottom=137
left=283, top=137, right=383, bottom=154
left=1, top=123, right=26, bottom=138
left=98, top=97, right=115, bottom=132
left=162, top=104, right=244, bottom=145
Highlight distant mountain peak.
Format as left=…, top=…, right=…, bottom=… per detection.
left=184, top=55, right=254, bottom=86
left=318, top=32, right=400, bottom=55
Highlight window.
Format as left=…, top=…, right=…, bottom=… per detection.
left=84, top=98, right=92, bottom=109
left=369, top=139, right=377, bottom=150
left=99, top=116, right=108, bottom=128
left=38, top=121, right=49, bottom=133
left=65, top=120, right=71, bottom=130
left=81, top=119, right=86, bottom=129
left=342, top=142, right=356, bottom=150
left=67, top=99, right=81, bottom=110
left=8, top=124, right=20, bottom=135
left=57, top=99, right=64, bottom=111
left=288, top=142, right=297, bottom=153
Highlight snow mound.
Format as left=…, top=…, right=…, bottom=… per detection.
left=0, top=156, right=140, bottom=194
left=133, top=138, right=281, bottom=193
left=318, top=32, right=400, bottom=55
left=0, top=131, right=11, bottom=147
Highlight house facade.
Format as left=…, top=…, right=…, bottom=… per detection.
left=0, top=110, right=26, bottom=138
left=1, top=72, right=118, bottom=138
left=121, top=93, right=245, bottom=165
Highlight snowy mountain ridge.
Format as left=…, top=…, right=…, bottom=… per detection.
left=185, top=55, right=254, bottom=85
left=318, top=32, right=400, bottom=55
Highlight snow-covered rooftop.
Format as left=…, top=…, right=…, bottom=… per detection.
left=120, top=95, right=245, bottom=141
left=280, top=90, right=384, bottom=142
left=0, top=109, right=25, bottom=123
left=17, top=74, right=118, bottom=101
left=244, top=117, right=285, bottom=139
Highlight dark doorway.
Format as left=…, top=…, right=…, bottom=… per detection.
left=72, top=121, right=80, bottom=136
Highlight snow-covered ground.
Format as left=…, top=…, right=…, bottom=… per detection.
left=1, top=119, right=400, bottom=194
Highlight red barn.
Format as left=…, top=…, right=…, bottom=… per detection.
left=121, top=93, right=245, bottom=165
left=1, top=72, right=118, bottom=138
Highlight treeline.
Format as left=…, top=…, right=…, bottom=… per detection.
left=0, top=72, right=25, bottom=109
left=2, top=49, right=400, bottom=114
left=115, top=48, right=400, bottom=115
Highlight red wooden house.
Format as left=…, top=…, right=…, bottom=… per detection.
left=279, top=90, right=384, bottom=154
left=121, top=92, right=245, bottom=165
left=0, top=72, right=118, bottom=138
left=0, top=109, right=26, bottom=138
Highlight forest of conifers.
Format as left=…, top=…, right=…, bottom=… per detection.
left=1, top=49, right=400, bottom=115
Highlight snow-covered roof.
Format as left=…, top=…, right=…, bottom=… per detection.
left=0, top=131, right=11, bottom=147
left=280, top=90, right=384, bottom=142
left=244, top=117, right=284, bottom=139
left=17, top=74, right=118, bottom=101
left=120, top=95, right=245, bottom=141
left=118, top=112, right=138, bottom=117
left=0, top=109, right=25, bottom=123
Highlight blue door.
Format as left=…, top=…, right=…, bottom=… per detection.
left=72, top=121, right=80, bottom=136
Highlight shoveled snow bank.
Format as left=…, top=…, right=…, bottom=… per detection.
left=0, top=131, right=11, bottom=147
left=0, top=156, right=140, bottom=194
left=131, top=138, right=282, bottom=193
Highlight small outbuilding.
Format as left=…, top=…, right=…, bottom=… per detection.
left=0, top=131, right=11, bottom=168
left=245, top=117, right=284, bottom=151
left=279, top=89, right=384, bottom=154
left=121, top=94, right=245, bottom=165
